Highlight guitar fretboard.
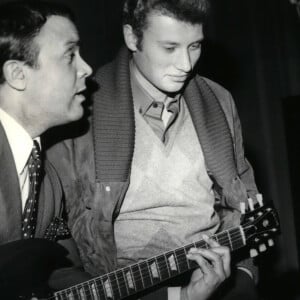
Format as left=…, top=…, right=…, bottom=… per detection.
left=52, top=226, right=245, bottom=300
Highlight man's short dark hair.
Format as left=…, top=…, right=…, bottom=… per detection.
left=0, top=1, right=74, bottom=84
left=123, top=0, right=209, bottom=49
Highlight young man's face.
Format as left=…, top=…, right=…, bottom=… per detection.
left=25, top=15, right=92, bottom=130
left=129, top=13, right=203, bottom=94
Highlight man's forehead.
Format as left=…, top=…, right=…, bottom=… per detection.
left=36, top=15, right=79, bottom=45
left=145, top=13, right=204, bottom=42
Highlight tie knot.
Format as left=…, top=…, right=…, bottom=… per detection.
left=28, top=140, right=42, bottom=174
left=32, top=140, right=41, bottom=160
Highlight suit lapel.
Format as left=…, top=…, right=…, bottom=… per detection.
left=0, top=123, right=22, bottom=243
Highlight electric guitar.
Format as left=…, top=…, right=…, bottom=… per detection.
left=47, top=203, right=279, bottom=300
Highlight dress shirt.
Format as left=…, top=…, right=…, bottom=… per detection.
left=0, top=108, right=40, bottom=211
left=130, top=61, right=182, bottom=144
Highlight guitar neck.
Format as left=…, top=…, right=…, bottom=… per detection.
left=52, top=226, right=246, bottom=300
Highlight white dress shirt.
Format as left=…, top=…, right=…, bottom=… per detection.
left=0, top=108, right=40, bottom=211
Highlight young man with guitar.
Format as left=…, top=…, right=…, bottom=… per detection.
left=48, top=0, right=277, bottom=299
left=0, top=1, right=92, bottom=298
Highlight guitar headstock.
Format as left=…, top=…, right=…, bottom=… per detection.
left=241, top=203, right=280, bottom=256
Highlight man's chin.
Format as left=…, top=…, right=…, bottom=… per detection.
left=65, top=106, right=85, bottom=123
left=160, top=83, right=185, bottom=94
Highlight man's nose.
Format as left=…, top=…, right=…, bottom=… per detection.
left=78, top=55, right=93, bottom=78
left=176, top=50, right=192, bottom=73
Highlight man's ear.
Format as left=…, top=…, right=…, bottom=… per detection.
left=123, top=24, right=138, bottom=52
left=2, top=60, right=26, bottom=91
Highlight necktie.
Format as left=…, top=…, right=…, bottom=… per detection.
left=22, top=141, right=42, bottom=239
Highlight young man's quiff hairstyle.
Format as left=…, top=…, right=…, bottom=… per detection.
left=123, top=0, right=209, bottom=49
left=0, top=1, right=74, bottom=84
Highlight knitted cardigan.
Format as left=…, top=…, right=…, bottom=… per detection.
left=49, top=47, right=258, bottom=276
left=93, top=47, right=258, bottom=210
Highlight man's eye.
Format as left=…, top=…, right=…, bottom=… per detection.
left=164, top=47, right=175, bottom=53
left=68, top=52, right=75, bottom=62
left=190, top=43, right=201, bottom=50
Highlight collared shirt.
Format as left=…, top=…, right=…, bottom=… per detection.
left=0, top=108, right=40, bottom=211
left=130, top=61, right=182, bottom=144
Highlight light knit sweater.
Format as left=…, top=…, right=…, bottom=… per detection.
left=115, top=102, right=220, bottom=267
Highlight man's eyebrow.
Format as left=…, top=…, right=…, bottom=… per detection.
left=64, top=40, right=81, bottom=49
left=158, top=38, right=204, bottom=46
left=158, top=41, right=180, bottom=46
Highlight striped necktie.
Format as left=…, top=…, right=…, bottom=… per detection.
left=22, top=140, right=42, bottom=239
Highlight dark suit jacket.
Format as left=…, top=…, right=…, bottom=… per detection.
left=0, top=123, right=91, bottom=292
left=0, top=123, right=63, bottom=243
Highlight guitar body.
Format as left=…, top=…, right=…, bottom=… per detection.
left=0, top=239, right=69, bottom=299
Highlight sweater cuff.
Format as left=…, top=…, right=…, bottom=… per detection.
left=168, top=287, right=181, bottom=300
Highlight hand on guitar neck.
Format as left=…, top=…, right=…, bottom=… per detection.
left=181, top=235, right=231, bottom=300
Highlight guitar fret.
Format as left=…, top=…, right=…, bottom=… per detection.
left=226, top=230, right=233, bottom=250
left=116, top=269, right=129, bottom=298
left=166, top=250, right=179, bottom=274
left=195, top=240, right=206, bottom=249
left=183, top=244, right=195, bottom=270
left=101, top=275, right=113, bottom=299
left=121, top=269, right=130, bottom=295
left=145, top=260, right=154, bottom=286
left=90, top=280, right=100, bottom=300
left=216, top=231, right=228, bottom=248
left=95, top=278, right=107, bottom=299
left=123, top=267, right=135, bottom=292
left=53, top=291, right=64, bottom=300
left=137, top=263, right=146, bottom=288
left=69, top=287, right=77, bottom=300
left=148, top=258, right=160, bottom=285
left=58, top=289, right=72, bottom=300
left=230, top=227, right=244, bottom=249
left=79, top=285, right=88, bottom=300
left=108, top=272, right=121, bottom=299
left=131, top=264, right=144, bottom=291
left=164, top=253, right=171, bottom=277
left=175, top=247, right=189, bottom=273
left=156, top=255, right=170, bottom=280
left=83, top=282, right=93, bottom=300
left=139, top=261, right=152, bottom=288
left=154, top=257, right=162, bottom=280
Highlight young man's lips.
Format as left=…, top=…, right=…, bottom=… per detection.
left=171, top=76, right=187, bottom=82
left=169, top=75, right=188, bottom=80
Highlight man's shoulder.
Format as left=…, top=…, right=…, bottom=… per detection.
left=195, top=75, right=232, bottom=99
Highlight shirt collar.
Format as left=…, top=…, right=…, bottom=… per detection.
left=0, top=108, right=41, bottom=175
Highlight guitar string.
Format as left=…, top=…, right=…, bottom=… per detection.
left=48, top=228, right=252, bottom=300
left=46, top=227, right=254, bottom=300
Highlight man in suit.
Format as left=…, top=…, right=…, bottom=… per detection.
left=0, top=0, right=92, bottom=294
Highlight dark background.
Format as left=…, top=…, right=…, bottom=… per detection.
left=14, top=0, right=300, bottom=298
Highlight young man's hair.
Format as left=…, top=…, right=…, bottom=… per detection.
left=0, top=1, right=74, bottom=84
left=123, top=0, right=209, bottom=49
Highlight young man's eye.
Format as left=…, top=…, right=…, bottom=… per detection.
left=164, top=47, right=175, bottom=53
left=190, top=43, right=201, bottom=50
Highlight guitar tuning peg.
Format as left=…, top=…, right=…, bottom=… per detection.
left=268, top=239, right=274, bottom=247
left=256, top=193, right=264, bottom=207
left=259, top=243, right=267, bottom=252
left=248, top=198, right=255, bottom=211
left=240, top=202, right=246, bottom=214
left=250, top=248, right=258, bottom=257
